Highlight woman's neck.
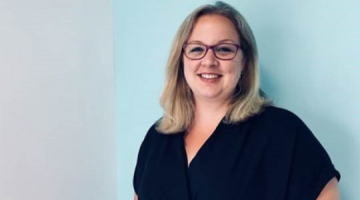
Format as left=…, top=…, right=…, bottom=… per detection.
left=193, top=99, right=230, bottom=126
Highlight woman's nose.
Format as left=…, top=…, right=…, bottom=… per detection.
left=201, top=49, right=218, bottom=67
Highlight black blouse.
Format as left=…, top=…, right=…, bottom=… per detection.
left=133, top=106, right=340, bottom=200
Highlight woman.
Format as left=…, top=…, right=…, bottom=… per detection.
left=133, top=1, right=340, bottom=200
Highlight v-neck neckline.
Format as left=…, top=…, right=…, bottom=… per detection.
left=181, top=119, right=225, bottom=169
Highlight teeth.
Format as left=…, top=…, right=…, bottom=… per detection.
left=200, top=74, right=219, bottom=79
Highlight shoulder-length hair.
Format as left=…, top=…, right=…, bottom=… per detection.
left=156, top=1, right=271, bottom=134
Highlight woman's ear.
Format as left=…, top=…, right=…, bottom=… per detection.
left=241, top=58, right=246, bottom=68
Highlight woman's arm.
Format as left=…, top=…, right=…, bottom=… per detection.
left=317, top=177, right=340, bottom=200
left=134, top=193, right=138, bottom=200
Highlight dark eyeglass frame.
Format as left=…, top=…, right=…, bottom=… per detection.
left=182, top=43, right=244, bottom=60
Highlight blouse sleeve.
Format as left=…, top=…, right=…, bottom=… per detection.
left=133, top=124, right=156, bottom=195
left=287, top=117, right=341, bottom=200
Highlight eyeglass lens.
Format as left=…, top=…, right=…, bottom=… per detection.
left=184, top=43, right=238, bottom=60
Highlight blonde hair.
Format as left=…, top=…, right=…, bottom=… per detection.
left=157, top=1, right=271, bottom=134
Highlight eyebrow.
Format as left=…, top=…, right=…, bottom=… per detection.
left=187, top=39, right=238, bottom=44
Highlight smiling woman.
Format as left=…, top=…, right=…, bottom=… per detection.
left=132, top=1, right=340, bottom=200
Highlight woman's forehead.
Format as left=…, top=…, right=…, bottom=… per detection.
left=188, top=15, right=239, bottom=44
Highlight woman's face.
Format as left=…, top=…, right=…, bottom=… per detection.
left=183, top=14, right=244, bottom=104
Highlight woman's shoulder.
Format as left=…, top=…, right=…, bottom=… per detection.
left=140, top=119, right=179, bottom=147
left=245, top=105, right=321, bottom=149
left=253, top=105, right=304, bottom=129
left=141, top=121, right=163, bottom=144
left=135, top=122, right=164, bottom=164
left=260, top=105, right=300, bottom=120
left=245, top=106, right=340, bottom=198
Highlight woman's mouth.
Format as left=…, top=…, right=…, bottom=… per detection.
left=198, top=73, right=222, bottom=82
left=200, top=74, right=220, bottom=79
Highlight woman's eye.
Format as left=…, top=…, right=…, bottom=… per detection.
left=217, top=47, right=234, bottom=52
left=190, top=47, right=204, bottom=52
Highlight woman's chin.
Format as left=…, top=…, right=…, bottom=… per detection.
left=195, top=92, right=231, bottom=103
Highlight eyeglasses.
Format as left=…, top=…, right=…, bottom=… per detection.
left=182, top=43, right=243, bottom=60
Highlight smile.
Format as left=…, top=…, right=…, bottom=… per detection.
left=199, top=73, right=222, bottom=79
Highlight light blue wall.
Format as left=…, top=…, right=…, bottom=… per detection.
left=115, top=0, right=360, bottom=199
